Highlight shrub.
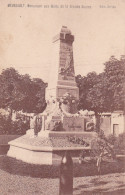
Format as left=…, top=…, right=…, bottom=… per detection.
left=0, top=114, right=11, bottom=134
left=0, top=113, right=30, bottom=135
left=106, top=134, right=117, bottom=145
left=106, top=132, right=125, bottom=153
left=90, top=130, right=116, bottom=162
left=114, top=132, right=125, bottom=152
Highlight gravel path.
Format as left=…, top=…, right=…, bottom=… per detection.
left=0, top=169, right=125, bottom=195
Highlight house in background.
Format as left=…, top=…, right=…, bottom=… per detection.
left=100, top=111, right=125, bottom=136
left=111, top=111, right=125, bottom=136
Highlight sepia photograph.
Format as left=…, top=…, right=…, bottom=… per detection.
left=0, top=0, right=125, bottom=194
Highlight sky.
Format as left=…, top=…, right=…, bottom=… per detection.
left=0, top=0, right=125, bottom=82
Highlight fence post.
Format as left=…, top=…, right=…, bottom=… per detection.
left=59, top=151, right=73, bottom=195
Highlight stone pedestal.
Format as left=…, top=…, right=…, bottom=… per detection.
left=8, top=131, right=97, bottom=165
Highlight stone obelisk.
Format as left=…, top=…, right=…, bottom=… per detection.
left=46, top=26, right=79, bottom=102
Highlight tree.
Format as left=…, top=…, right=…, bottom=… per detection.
left=76, top=55, right=125, bottom=130
left=30, top=78, right=47, bottom=113
left=104, top=55, right=125, bottom=112
left=0, top=68, right=47, bottom=116
left=76, top=72, right=99, bottom=111
left=76, top=55, right=125, bottom=113
left=0, top=68, right=24, bottom=117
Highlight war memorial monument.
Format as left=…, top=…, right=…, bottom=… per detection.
left=8, top=26, right=97, bottom=165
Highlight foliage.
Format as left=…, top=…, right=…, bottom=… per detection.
left=0, top=68, right=23, bottom=113
left=76, top=72, right=99, bottom=112
left=90, top=131, right=117, bottom=175
left=68, top=136, right=89, bottom=146
left=100, top=132, right=125, bottom=154
left=114, top=132, right=125, bottom=151
left=60, top=92, right=77, bottom=105
left=90, top=131, right=125, bottom=174
left=91, top=131, right=125, bottom=164
left=20, top=75, right=47, bottom=113
left=106, top=134, right=117, bottom=145
left=0, top=113, right=30, bottom=135
left=106, top=132, right=125, bottom=154
left=104, top=55, right=125, bottom=111
left=0, top=68, right=47, bottom=115
left=0, top=114, right=12, bottom=135
left=76, top=55, right=125, bottom=113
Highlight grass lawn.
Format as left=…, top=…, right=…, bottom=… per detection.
left=0, top=155, right=125, bottom=194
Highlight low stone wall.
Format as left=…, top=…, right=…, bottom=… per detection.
left=0, top=135, right=21, bottom=154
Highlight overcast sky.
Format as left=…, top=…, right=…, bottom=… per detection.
left=0, top=0, right=125, bottom=82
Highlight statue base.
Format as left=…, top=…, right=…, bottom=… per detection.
left=7, top=130, right=97, bottom=165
